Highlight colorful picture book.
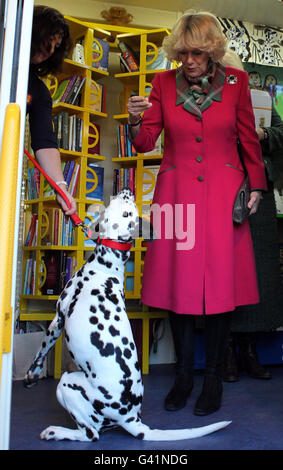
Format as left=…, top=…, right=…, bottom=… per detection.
left=86, top=163, right=104, bottom=201
left=89, top=80, right=106, bottom=113
left=92, top=37, right=109, bottom=71
left=118, top=41, right=139, bottom=72
left=26, top=167, right=40, bottom=200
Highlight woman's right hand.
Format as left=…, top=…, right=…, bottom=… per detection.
left=127, top=96, right=152, bottom=123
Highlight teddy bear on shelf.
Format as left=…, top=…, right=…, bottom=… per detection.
left=100, top=7, right=133, bottom=26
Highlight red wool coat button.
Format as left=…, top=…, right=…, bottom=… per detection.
left=197, top=175, right=204, bottom=181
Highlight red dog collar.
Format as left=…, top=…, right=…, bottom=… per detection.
left=96, top=237, right=132, bottom=251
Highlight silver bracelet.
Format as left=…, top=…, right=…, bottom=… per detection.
left=55, top=180, right=68, bottom=187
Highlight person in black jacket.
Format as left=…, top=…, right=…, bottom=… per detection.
left=221, top=50, right=283, bottom=381
left=27, top=5, right=76, bottom=215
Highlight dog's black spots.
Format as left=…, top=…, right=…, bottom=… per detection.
left=98, top=295, right=105, bottom=302
left=119, top=408, right=128, bottom=415
left=60, top=291, right=68, bottom=301
left=120, top=379, right=143, bottom=408
left=126, top=416, right=135, bottom=423
left=112, top=223, right=118, bottom=230
left=91, top=289, right=100, bottom=296
left=98, top=386, right=112, bottom=400
left=69, top=351, right=75, bottom=360
left=116, top=307, right=121, bottom=312
left=109, top=325, right=120, bottom=337
left=115, top=346, right=131, bottom=378
left=46, top=330, right=50, bottom=336
left=98, top=323, right=104, bottom=330
left=49, top=431, right=55, bottom=436
left=122, top=337, right=128, bottom=345
left=109, top=277, right=119, bottom=284
left=65, top=333, right=70, bottom=342
left=98, top=256, right=113, bottom=269
left=130, top=342, right=135, bottom=350
left=124, top=348, right=132, bottom=359
left=67, top=383, right=89, bottom=402
left=83, top=277, right=90, bottom=281
left=65, top=280, right=72, bottom=289
left=89, top=315, right=98, bottom=325
left=92, top=373, right=96, bottom=378
left=90, top=332, right=115, bottom=357
left=85, top=427, right=95, bottom=440
left=111, top=402, right=120, bottom=409
left=42, top=341, right=46, bottom=348
left=86, top=361, right=91, bottom=372
left=93, top=399, right=105, bottom=415
left=89, top=270, right=95, bottom=275
left=137, top=433, right=145, bottom=440
left=99, top=304, right=111, bottom=320
left=135, top=361, right=141, bottom=371
left=114, top=315, right=120, bottom=321
left=88, top=253, right=95, bottom=263
left=90, top=305, right=97, bottom=313
left=77, top=281, right=83, bottom=289
left=91, top=414, right=99, bottom=423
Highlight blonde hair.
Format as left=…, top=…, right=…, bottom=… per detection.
left=163, top=10, right=227, bottom=62
left=220, top=48, right=244, bottom=70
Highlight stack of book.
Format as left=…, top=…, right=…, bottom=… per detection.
left=92, top=38, right=109, bottom=71
left=118, top=41, right=139, bottom=72
left=53, top=112, right=83, bottom=152
left=52, top=75, right=86, bottom=106
left=24, top=214, right=38, bottom=247
left=117, top=124, right=137, bottom=158
left=26, top=168, right=40, bottom=200
left=22, top=256, right=36, bottom=295
left=113, top=167, right=136, bottom=196
left=43, top=160, right=80, bottom=199
left=40, top=207, right=75, bottom=247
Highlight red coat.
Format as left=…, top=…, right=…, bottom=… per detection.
left=133, top=66, right=267, bottom=316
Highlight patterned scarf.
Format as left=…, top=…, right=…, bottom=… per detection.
left=176, top=62, right=226, bottom=117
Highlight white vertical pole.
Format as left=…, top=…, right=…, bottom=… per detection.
left=0, top=0, right=34, bottom=450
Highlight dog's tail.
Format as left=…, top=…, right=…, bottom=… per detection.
left=123, top=420, right=231, bottom=441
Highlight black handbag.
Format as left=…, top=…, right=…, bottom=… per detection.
left=233, top=174, right=250, bottom=224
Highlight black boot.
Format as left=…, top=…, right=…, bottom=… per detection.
left=222, top=333, right=239, bottom=382
left=194, top=313, right=230, bottom=416
left=238, top=333, right=272, bottom=380
left=164, top=312, right=195, bottom=411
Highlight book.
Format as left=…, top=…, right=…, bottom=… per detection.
left=86, top=163, right=104, bottom=201
left=146, top=47, right=172, bottom=71
left=92, top=38, right=109, bottom=71
left=113, top=167, right=136, bottom=196
left=89, top=80, right=104, bottom=112
left=118, top=42, right=139, bottom=71
left=53, top=76, right=76, bottom=104
left=68, top=76, right=86, bottom=105
left=24, top=214, right=38, bottom=246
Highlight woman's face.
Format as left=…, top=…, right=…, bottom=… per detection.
left=31, top=33, right=62, bottom=64
left=178, top=48, right=210, bottom=79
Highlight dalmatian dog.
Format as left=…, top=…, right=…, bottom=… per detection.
left=24, top=189, right=231, bottom=441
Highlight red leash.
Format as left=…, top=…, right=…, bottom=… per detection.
left=23, top=149, right=133, bottom=251
left=24, top=148, right=85, bottom=230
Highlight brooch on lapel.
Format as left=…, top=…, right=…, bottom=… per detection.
left=227, top=74, right=238, bottom=84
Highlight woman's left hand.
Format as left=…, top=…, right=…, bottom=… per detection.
left=248, top=191, right=262, bottom=215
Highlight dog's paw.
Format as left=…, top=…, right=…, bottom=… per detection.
left=23, top=372, right=39, bottom=389
left=40, top=426, right=63, bottom=440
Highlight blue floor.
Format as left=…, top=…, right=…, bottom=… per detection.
left=10, top=364, right=283, bottom=452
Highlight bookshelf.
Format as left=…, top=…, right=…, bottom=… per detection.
left=19, top=17, right=169, bottom=377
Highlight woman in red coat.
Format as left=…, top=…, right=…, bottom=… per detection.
left=127, top=11, right=267, bottom=416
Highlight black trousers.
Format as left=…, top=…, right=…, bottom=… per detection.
left=169, top=311, right=230, bottom=376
